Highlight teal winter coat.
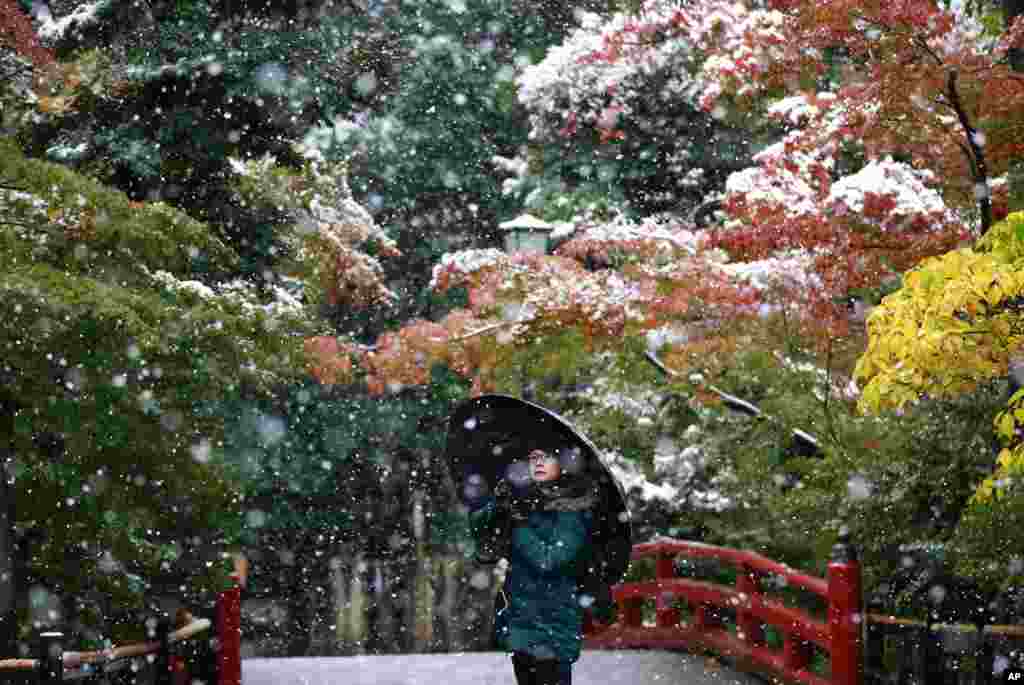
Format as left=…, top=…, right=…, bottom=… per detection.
left=470, top=498, right=593, bottom=662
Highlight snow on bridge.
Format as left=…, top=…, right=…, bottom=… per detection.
left=242, top=650, right=764, bottom=685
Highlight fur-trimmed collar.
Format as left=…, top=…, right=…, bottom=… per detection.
left=514, top=479, right=599, bottom=514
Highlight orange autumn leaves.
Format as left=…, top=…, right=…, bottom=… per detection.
left=0, top=0, right=54, bottom=68
left=304, top=218, right=779, bottom=396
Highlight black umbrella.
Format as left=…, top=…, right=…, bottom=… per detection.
left=445, top=394, right=632, bottom=587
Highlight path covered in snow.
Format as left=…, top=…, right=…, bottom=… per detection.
left=242, top=650, right=764, bottom=684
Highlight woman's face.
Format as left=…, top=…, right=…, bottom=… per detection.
left=528, top=449, right=562, bottom=482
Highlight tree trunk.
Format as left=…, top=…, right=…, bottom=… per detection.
left=430, top=556, right=459, bottom=652
left=284, top=537, right=319, bottom=657
left=0, top=394, right=17, bottom=657
left=365, top=558, right=388, bottom=653
left=333, top=556, right=354, bottom=654
left=285, top=587, right=312, bottom=656
left=458, top=561, right=503, bottom=652
left=396, top=556, right=417, bottom=652
left=307, top=570, right=335, bottom=655
left=0, top=457, right=14, bottom=657
left=1006, top=0, right=1024, bottom=71
left=347, top=553, right=367, bottom=653
left=413, top=544, right=434, bottom=652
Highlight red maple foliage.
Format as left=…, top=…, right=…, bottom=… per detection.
left=0, top=0, right=55, bottom=68
left=304, top=1, right=1024, bottom=395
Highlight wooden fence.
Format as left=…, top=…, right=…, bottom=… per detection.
left=864, top=615, right=1024, bottom=685
left=0, top=576, right=241, bottom=684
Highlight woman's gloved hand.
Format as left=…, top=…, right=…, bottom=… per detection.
left=493, top=478, right=513, bottom=512
left=474, top=479, right=513, bottom=564
left=509, top=480, right=542, bottom=522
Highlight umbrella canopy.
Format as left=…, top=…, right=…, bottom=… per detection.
left=445, top=394, right=632, bottom=585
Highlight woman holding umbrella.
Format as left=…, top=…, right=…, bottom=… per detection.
left=448, top=395, right=631, bottom=685
left=468, top=447, right=599, bottom=685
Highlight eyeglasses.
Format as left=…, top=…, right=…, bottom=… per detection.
left=528, top=451, right=558, bottom=465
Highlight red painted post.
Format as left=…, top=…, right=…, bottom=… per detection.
left=655, top=550, right=674, bottom=580
left=694, top=603, right=722, bottom=632
left=216, top=574, right=242, bottom=685
left=828, top=529, right=863, bottom=685
left=783, top=635, right=812, bottom=671
left=735, top=564, right=764, bottom=645
left=623, top=597, right=644, bottom=628
left=581, top=609, right=596, bottom=635
left=654, top=551, right=680, bottom=628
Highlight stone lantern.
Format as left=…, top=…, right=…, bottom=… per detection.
left=498, top=213, right=555, bottom=255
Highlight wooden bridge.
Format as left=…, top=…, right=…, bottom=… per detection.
left=582, top=535, right=862, bottom=685
left=3, top=536, right=1022, bottom=684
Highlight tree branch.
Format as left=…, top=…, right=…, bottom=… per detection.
left=913, top=34, right=945, bottom=67
left=0, top=64, right=30, bottom=82
left=450, top=318, right=535, bottom=342
left=946, top=70, right=993, bottom=235
left=644, top=350, right=821, bottom=455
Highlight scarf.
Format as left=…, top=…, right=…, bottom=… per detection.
left=511, top=476, right=599, bottom=516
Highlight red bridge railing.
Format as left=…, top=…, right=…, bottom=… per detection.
left=0, top=571, right=243, bottom=684
left=584, top=533, right=863, bottom=685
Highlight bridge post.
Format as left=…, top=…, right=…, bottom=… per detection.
left=36, top=630, right=63, bottom=684
left=622, top=598, right=644, bottom=628
left=828, top=528, right=863, bottom=685
left=155, top=615, right=172, bottom=685
left=783, top=635, right=812, bottom=671
left=216, top=572, right=243, bottom=685
left=655, top=551, right=680, bottom=628
left=693, top=603, right=723, bottom=632
left=736, top=565, right=764, bottom=645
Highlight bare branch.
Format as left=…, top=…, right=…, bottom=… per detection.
left=450, top=318, right=536, bottom=343
left=644, top=350, right=822, bottom=453
left=947, top=70, right=993, bottom=235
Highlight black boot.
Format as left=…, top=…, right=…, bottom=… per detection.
left=511, top=652, right=571, bottom=685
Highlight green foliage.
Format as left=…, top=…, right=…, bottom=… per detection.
left=311, top=0, right=570, bottom=244
left=490, top=328, right=595, bottom=393
left=1008, top=160, right=1024, bottom=214
left=91, top=123, right=163, bottom=182
left=0, top=138, right=324, bottom=637
left=17, top=0, right=388, bottom=292
left=942, top=0, right=1008, bottom=38
left=711, top=351, right=1008, bottom=592
left=1, top=138, right=236, bottom=275
left=124, top=0, right=359, bottom=113
left=584, top=404, right=657, bottom=466
left=506, top=143, right=632, bottom=224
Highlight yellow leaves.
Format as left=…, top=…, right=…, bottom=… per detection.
left=992, top=317, right=1012, bottom=338
left=971, top=447, right=1024, bottom=503
left=994, top=387, right=1024, bottom=445
left=973, top=477, right=996, bottom=504
left=977, top=211, right=1024, bottom=262
left=998, top=446, right=1024, bottom=471
left=855, top=226, right=1024, bottom=414
left=37, top=95, right=73, bottom=114
left=998, top=412, right=1016, bottom=441
left=966, top=368, right=1024, bottom=504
